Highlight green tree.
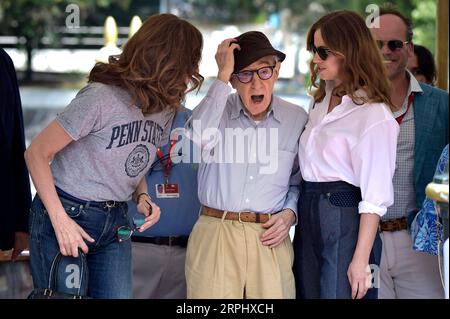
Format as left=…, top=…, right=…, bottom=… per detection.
left=0, top=0, right=437, bottom=80
left=185, top=0, right=434, bottom=53
left=0, top=0, right=64, bottom=81
left=351, top=0, right=437, bottom=54
left=0, top=0, right=133, bottom=81
left=411, top=0, right=437, bottom=54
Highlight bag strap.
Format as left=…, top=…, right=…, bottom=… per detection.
left=47, top=250, right=89, bottom=297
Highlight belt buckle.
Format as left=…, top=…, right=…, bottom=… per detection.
left=43, top=288, right=53, bottom=297
left=238, top=212, right=243, bottom=223
left=104, top=201, right=116, bottom=209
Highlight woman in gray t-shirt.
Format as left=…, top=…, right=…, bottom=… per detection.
left=25, top=13, right=204, bottom=299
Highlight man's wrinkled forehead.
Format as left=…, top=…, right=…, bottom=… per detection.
left=371, top=14, right=409, bottom=40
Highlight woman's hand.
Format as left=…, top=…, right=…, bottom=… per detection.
left=50, top=212, right=95, bottom=257
left=136, top=195, right=161, bottom=232
left=347, top=258, right=372, bottom=299
left=348, top=213, right=380, bottom=299
left=215, top=38, right=241, bottom=84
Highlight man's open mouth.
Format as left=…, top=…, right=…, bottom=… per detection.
left=251, top=95, right=264, bottom=103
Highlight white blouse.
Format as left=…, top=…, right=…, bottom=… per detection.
left=299, top=81, right=399, bottom=216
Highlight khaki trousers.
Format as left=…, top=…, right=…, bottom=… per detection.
left=185, top=214, right=295, bottom=299
left=379, top=230, right=445, bottom=299
left=132, top=242, right=187, bottom=299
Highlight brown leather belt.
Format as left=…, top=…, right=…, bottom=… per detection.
left=379, top=217, right=408, bottom=232
left=202, top=206, right=271, bottom=223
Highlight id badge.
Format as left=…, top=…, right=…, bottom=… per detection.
left=155, top=184, right=180, bottom=198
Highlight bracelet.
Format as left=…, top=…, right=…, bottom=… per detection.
left=136, top=192, right=150, bottom=203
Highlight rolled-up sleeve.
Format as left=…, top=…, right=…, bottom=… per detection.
left=351, top=119, right=399, bottom=216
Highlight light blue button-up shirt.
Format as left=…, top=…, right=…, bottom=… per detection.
left=127, top=107, right=201, bottom=236
left=186, top=80, right=308, bottom=218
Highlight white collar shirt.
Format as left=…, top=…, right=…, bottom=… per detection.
left=298, top=81, right=400, bottom=216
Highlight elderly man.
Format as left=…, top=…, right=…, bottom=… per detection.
left=185, top=31, right=308, bottom=299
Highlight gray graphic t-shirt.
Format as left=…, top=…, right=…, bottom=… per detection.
left=51, top=82, right=174, bottom=201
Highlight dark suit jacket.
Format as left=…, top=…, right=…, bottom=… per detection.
left=0, top=47, right=31, bottom=250
left=413, top=83, right=449, bottom=208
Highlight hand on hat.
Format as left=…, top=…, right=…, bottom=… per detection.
left=215, top=38, right=240, bottom=84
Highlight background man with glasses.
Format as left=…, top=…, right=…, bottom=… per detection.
left=370, top=5, right=448, bottom=299
left=184, top=31, right=308, bottom=298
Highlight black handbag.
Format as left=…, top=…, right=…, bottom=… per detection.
left=28, top=251, right=91, bottom=299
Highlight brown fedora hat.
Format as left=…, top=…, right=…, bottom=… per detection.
left=233, top=31, right=286, bottom=74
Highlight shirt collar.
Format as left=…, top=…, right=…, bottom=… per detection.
left=342, top=88, right=369, bottom=105
left=406, top=70, right=424, bottom=95
left=230, top=95, right=243, bottom=119
left=324, top=80, right=368, bottom=107
left=325, top=80, right=369, bottom=100
left=392, top=70, right=424, bottom=116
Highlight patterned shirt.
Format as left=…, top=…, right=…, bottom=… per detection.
left=412, top=144, right=448, bottom=255
left=383, top=72, right=423, bottom=221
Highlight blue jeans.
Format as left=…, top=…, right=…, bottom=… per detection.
left=29, top=191, right=132, bottom=299
left=293, top=181, right=382, bottom=299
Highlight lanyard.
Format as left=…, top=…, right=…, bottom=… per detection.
left=396, top=93, right=415, bottom=125
left=156, top=140, right=177, bottom=184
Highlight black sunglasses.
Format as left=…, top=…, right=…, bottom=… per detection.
left=376, top=40, right=410, bottom=51
left=233, top=65, right=276, bottom=84
left=310, top=43, right=333, bottom=61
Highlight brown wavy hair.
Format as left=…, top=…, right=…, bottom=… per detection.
left=307, top=10, right=392, bottom=107
left=89, top=14, right=204, bottom=115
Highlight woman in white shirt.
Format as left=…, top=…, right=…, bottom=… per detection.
left=293, top=10, right=399, bottom=299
